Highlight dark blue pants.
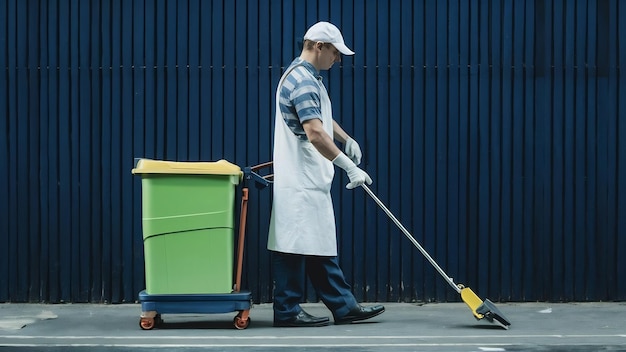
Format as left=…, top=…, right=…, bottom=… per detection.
left=272, top=251, right=358, bottom=321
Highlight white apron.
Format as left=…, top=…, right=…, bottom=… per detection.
left=267, top=64, right=337, bottom=256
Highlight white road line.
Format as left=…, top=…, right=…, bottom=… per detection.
left=0, top=343, right=517, bottom=348
left=1, top=335, right=624, bottom=348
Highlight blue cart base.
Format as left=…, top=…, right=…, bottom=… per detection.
left=138, top=289, right=252, bottom=330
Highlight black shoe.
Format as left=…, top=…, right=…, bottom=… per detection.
left=335, top=304, right=385, bottom=325
left=273, top=309, right=330, bottom=327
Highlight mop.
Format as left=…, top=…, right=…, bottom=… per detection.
left=362, top=185, right=511, bottom=329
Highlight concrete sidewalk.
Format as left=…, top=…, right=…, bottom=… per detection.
left=1, top=301, right=626, bottom=351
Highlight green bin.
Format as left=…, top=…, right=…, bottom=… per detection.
left=132, top=159, right=242, bottom=294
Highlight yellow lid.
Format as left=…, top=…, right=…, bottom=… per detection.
left=132, top=158, right=242, bottom=176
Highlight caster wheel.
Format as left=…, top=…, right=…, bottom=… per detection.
left=233, top=316, right=250, bottom=330
left=139, top=317, right=155, bottom=330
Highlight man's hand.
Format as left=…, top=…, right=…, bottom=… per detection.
left=344, top=137, right=362, bottom=165
left=332, top=153, right=372, bottom=189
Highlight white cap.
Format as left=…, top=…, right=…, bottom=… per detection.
left=303, top=21, right=355, bottom=56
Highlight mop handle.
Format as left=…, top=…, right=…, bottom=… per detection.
left=361, top=185, right=462, bottom=294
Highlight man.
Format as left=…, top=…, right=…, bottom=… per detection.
left=268, top=21, right=385, bottom=327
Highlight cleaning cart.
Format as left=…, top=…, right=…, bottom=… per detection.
left=131, top=159, right=271, bottom=330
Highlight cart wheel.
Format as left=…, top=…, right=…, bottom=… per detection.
left=139, top=317, right=155, bottom=330
left=154, top=314, right=163, bottom=326
left=233, top=316, right=250, bottom=330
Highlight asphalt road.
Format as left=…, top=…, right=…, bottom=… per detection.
left=1, top=301, right=626, bottom=351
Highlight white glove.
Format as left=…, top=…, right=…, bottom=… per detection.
left=344, top=137, right=362, bottom=165
left=332, top=153, right=372, bottom=189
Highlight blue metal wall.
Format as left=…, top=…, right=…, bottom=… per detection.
left=1, top=0, right=624, bottom=304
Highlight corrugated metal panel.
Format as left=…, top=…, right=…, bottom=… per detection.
left=0, top=0, right=624, bottom=304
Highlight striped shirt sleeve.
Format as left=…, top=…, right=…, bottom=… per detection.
left=278, top=65, right=322, bottom=140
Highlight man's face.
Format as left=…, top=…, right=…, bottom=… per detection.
left=319, top=43, right=341, bottom=70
